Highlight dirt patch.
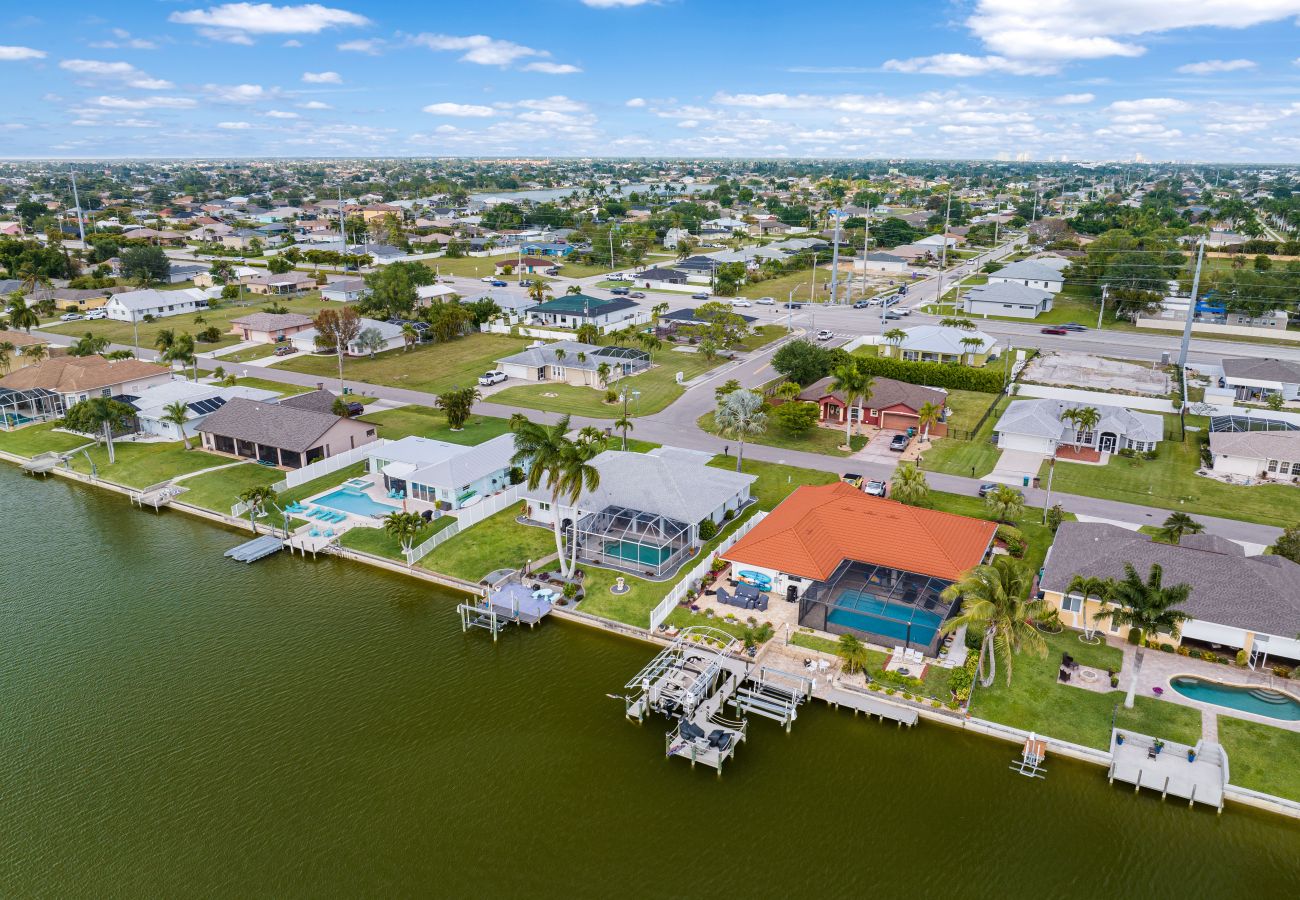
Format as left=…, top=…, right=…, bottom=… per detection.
left=1024, top=351, right=1169, bottom=395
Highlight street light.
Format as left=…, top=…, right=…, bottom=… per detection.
left=618, top=388, right=640, bottom=450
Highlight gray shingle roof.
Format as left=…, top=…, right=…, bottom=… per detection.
left=229, top=312, right=313, bottom=331
left=197, top=397, right=341, bottom=452
left=989, top=258, right=1068, bottom=282
left=1209, top=430, right=1300, bottom=461
left=1221, top=357, right=1300, bottom=385
left=996, top=399, right=1163, bottom=444
left=279, top=389, right=339, bottom=414
left=496, top=340, right=606, bottom=370
left=1041, top=522, right=1300, bottom=638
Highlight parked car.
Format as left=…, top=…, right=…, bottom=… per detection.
left=610, top=286, right=630, bottom=296
left=273, top=345, right=295, bottom=357
left=898, top=284, right=909, bottom=295
left=85, top=309, right=107, bottom=320
left=978, top=483, right=1024, bottom=499
left=864, top=479, right=888, bottom=497
left=756, top=296, right=775, bottom=305
left=897, top=307, right=912, bottom=316
left=889, top=434, right=910, bottom=452
left=1041, top=327, right=1068, bottom=335
left=629, top=291, right=646, bottom=299
left=816, top=329, right=834, bottom=341
left=344, top=401, right=365, bottom=416
left=691, top=292, right=710, bottom=300
left=478, top=370, right=507, bottom=387
left=1059, top=322, right=1088, bottom=332
left=841, top=472, right=863, bottom=487
left=519, top=279, right=534, bottom=287
left=730, top=298, right=753, bottom=307
left=490, top=280, right=508, bottom=287
left=883, top=295, right=900, bottom=307
left=59, top=312, right=83, bottom=321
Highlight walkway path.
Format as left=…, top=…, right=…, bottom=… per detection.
left=171, top=459, right=252, bottom=483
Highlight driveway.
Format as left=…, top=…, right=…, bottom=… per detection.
left=853, top=428, right=906, bottom=466
left=987, top=448, right=1048, bottom=487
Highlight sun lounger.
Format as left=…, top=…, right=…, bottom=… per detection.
left=679, top=720, right=706, bottom=741
left=309, top=528, right=320, bottom=537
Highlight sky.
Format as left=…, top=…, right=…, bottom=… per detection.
left=4, top=1, right=1300, bottom=161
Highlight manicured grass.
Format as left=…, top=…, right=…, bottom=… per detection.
left=176, top=462, right=281, bottom=513
left=274, top=333, right=531, bottom=396
left=339, top=515, right=456, bottom=561
left=926, top=488, right=1059, bottom=573
left=970, top=630, right=1203, bottom=750
left=364, top=405, right=513, bottom=446
left=920, top=394, right=1009, bottom=479
left=0, top=423, right=92, bottom=458
left=1039, top=427, right=1298, bottom=527
left=420, top=257, right=509, bottom=279
left=421, top=507, right=555, bottom=582
left=228, top=377, right=308, bottom=397
left=491, top=350, right=725, bottom=419
left=790, top=632, right=842, bottom=655
left=707, top=455, right=838, bottom=510
left=578, top=567, right=658, bottom=624
left=68, top=441, right=228, bottom=488
left=43, top=293, right=336, bottom=352
left=943, top=389, right=1003, bottom=433
left=735, top=266, right=832, bottom=301
left=1218, top=715, right=1300, bottom=801
left=731, top=324, right=788, bottom=352
left=219, top=343, right=282, bottom=364
left=698, top=411, right=863, bottom=457
left=603, top=435, right=661, bottom=453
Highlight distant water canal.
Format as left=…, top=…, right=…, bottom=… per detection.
left=1, top=466, right=1297, bottom=897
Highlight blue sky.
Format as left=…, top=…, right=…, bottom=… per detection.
left=3, top=1, right=1300, bottom=160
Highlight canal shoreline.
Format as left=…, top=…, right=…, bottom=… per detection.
left=6, top=448, right=1300, bottom=823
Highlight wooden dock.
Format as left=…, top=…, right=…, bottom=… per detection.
left=1108, top=730, right=1226, bottom=811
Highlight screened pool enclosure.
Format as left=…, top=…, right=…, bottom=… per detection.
left=797, top=559, right=958, bottom=654
left=572, top=504, right=694, bottom=578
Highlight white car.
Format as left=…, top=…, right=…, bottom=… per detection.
left=730, top=298, right=753, bottom=308
left=85, top=309, right=108, bottom=320
left=756, top=296, right=775, bottom=305
left=59, top=312, right=84, bottom=322
left=477, top=370, right=507, bottom=387
left=816, top=330, right=835, bottom=341
left=480, top=275, right=497, bottom=283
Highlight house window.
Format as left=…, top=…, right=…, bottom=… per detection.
left=1075, top=430, right=1094, bottom=445
left=538, top=501, right=551, bottom=512
left=1062, top=594, right=1083, bottom=613
left=550, top=365, right=566, bottom=378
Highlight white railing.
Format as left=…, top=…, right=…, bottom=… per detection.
left=648, top=510, right=767, bottom=632
left=404, top=484, right=522, bottom=565
left=275, top=440, right=387, bottom=492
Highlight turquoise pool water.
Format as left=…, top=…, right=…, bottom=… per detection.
left=1170, top=676, right=1300, bottom=721
left=603, top=540, right=671, bottom=567
left=314, top=487, right=399, bottom=518
left=827, top=591, right=944, bottom=647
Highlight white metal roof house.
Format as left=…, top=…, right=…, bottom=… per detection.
left=495, top=340, right=650, bottom=387
left=963, top=281, right=1055, bottom=319
left=320, top=277, right=369, bottom=303
left=103, top=288, right=208, bottom=322
left=994, top=398, right=1163, bottom=456
left=881, top=324, right=998, bottom=366
left=125, top=381, right=279, bottom=440
left=291, top=317, right=405, bottom=356
left=986, top=256, right=1068, bottom=294
left=367, top=434, right=518, bottom=510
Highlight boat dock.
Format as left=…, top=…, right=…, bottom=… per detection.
left=131, top=481, right=185, bottom=511
left=1108, top=730, right=1227, bottom=811
left=21, top=452, right=60, bottom=475
left=224, top=534, right=285, bottom=564
left=814, top=681, right=920, bottom=726
left=458, top=582, right=552, bottom=641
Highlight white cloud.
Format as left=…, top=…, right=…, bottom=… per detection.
left=516, top=96, right=587, bottom=113
left=1106, top=97, right=1191, bottom=115
left=1177, top=58, right=1256, bottom=74
left=59, top=59, right=174, bottom=90
left=283, top=39, right=303, bottom=47
left=883, top=53, right=1057, bottom=76
left=0, top=123, right=28, bottom=130
left=114, top=118, right=162, bottom=128
left=90, top=30, right=158, bottom=50
left=265, top=109, right=299, bottom=118
left=522, top=61, right=582, bottom=74
left=337, top=38, right=384, bottom=54
left=0, top=46, right=46, bottom=61
left=298, top=99, right=331, bottom=109
left=170, top=3, right=370, bottom=42
left=217, top=120, right=254, bottom=129
left=204, top=82, right=269, bottom=103
left=413, top=33, right=542, bottom=66
left=302, top=70, right=341, bottom=83
left=423, top=102, right=496, bottom=117
left=625, top=97, right=646, bottom=107
left=92, top=95, right=197, bottom=109
left=1054, top=93, right=1095, bottom=104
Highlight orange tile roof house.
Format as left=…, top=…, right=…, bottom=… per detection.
left=724, top=483, right=996, bottom=654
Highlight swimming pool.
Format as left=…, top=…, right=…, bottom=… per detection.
left=313, top=487, right=400, bottom=518
left=603, top=541, right=672, bottom=567
left=1169, top=675, right=1300, bottom=721
left=826, top=590, right=944, bottom=647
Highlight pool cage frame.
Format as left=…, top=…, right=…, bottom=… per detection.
left=572, top=504, right=694, bottom=578
left=0, top=387, right=64, bottom=430
left=797, top=558, right=957, bottom=655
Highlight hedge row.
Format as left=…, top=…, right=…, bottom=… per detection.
left=857, top=354, right=1005, bottom=393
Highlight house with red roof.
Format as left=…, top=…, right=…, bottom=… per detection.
left=723, top=483, right=996, bottom=654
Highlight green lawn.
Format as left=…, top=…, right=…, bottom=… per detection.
left=274, top=333, right=530, bottom=396
left=790, top=631, right=842, bottom=655
left=0, top=424, right=93, bottom=458
left=603, top=435, right=661, bottom=453
left=420, top=257, right=508, bottom=280
left=491, top=350, right=725, bottom=419
left=228, top=377, right=308, bottom=397
left=1218, top=716, right=1300, bottom=801
left=1039, top=427, right=1298, bottom=528
left=731, top=324, right=787, bottom=352
left=707, top=455, right=838, bottom=510
left=176, top=462, right=282, bottom=513
left=735, top=265, right=833, bottom=301
left=421, top=507, right=555, bottom=582
left=921, top=394, right=1009, bottom=479
left=943, top=389, right=1003, bottom=433
left=364, top=405, right=512, bottom=445
left=68, top=441, right=228, bottom=488
left=339, top=515, right=457, bottom=561
left=43, top=293, right=336, bottom=352
left=926, top=488, right=1059, bottom=573
left=970, top=630, right=1203, bottom=750
left=219, top=343, right=282, bottom=364
left=698, top=411, right=864, bottom=457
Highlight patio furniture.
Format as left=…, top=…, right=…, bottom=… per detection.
left=1059, top=668, right=1071, bottom=683
left=1062, top=653, right=1079, bottom=670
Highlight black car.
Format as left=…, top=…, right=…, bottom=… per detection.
left=782, top=301, right=804, bottom=309
left=882, top=311, right=903, bottom=320
left=889, top=434, right=910, bottom=452
left=344, top=401, right=365, bottom=416
left=1059, top=322, right=1088, bottom=332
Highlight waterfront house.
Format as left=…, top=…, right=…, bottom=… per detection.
left=229, top=312, right=315, bottom=344
left=366, top=434, right=518, bottom=510
left=962, top=281, right=1055, bottom=320
left=1219, top=357, right=1300, bottom=403
left=794, top=376, right=948, bottom=435
left=0, top=355, right=172, bottom=425
left=494, top=340, right=649, bottom=387
left=197, top=397, right=376, bottom=468
left=722, top=482, right=997, bottom=654
left=986, top=256, right=1068, bottom=293
left=1208, top=430, right=1300, bottom=481
left=124, top=380, right=279, bottom=440
left=878, top=324, right=997, bottom=366
left=1040, top=522, right=1300, bottom=664
left=994, top=399, right=1162, bottom=457
left=103, top=288, right=208, bottom=322
left=523, top=446, right=756, bottom=578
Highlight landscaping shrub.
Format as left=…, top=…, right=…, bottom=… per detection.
left=1127, top=627, right=1142, bottom=645
left=853, top=354, right=1006, bottom=393
left=1236, top=649, right=1248, bottom=666
left=1159, top=643, right=1175, bottom=653
left=1272, top=665, right=1292, bottom=679
left=1110, top=674, right=1120, bottom=688
left=698, top=518, right=718, bottom=541
left=949, top=659, right=976, bottom=701
left=995, top=524, right=1027, bottom=559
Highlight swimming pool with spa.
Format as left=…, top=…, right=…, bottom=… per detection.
left=313, top=487, right=400, bottom=518
left=602, top=540, right=672, bottom=567
left=826, top=590, right=944, bottom=647
left=1169, top=675, right=1300, bottom=721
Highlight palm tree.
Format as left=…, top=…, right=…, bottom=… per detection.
left=940, top=557, right=1048, bottom=687
left=917, top=401, right=942, bottom=442
left=161, top=400, right=192, bottom=449
left=66, top=396, right=136, bottom=464
left=383, top=510, right=427, bottom=561
left=1092, top=563, right=1192, bottom=708
left=6, top=296, right=39, bottom=333
left=565, top=284, right=583, bottom=295
left=0, top=340, right=15, bottom=375
left=836, top=633, right=870, bottom=675
left=401, top=323, right=418, bottom=352
left=881, top=327, right=906, bottom=356
left=959, top=336, right=986, bottom=363
left=714, top=389, right=767, bottom=473
left=1066, top=406, right=1100, bottom=451
left=1156, top=512, right=1204, bottom=544
left=829, top=359, right=874, bottom=447
left=984, top=484, right=1025, bottom=523
left=154, top=328, right=176, bottom=356
left=21, top=342, right=47, bottom=364
left=1065, top=574, right=1110, bottom=642
left=636, top=332, right=661, bottom=360
left=595, top=361, right=612, bottom=387
left=434, top=385, right=481, bottom=430
left=69, top=332, right=110, bottom=357
left=576, top=322, right=600, bottom=345
left=527, top=280, right=551, bottom=304
left=162, top=333, right=198, bottom=381
left=510, top=414, right=600, bottom=578
left=890, top=464, right=929, bottom=506
left=940, top=317, right=976, bottom=330
left=613, top=413, right=634, bottom=451
left=237, top=484, right=279, bottom=535
left=774, top=381, right=803, bottom=401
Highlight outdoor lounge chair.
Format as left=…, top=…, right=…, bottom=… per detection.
left=1062, top=653, right=1078, bottom=670
left=309, top=528, right=320, bottom=537
left=679, top=720, right=706, bottom=741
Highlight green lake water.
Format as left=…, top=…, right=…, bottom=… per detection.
left=2, top=466, right=1298, bottom=897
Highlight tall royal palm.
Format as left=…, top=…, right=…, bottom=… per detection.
left=510, top=414, right=600, bottom=577
left=1091, top=563, right=1191, bottom=708
left=714, top=389, right=768, bottom=473
left=940, top=557, right=1048, bottom=688
left=6, top=296, right=39, bottom=333
left=828, top=359, right=873, bottom=447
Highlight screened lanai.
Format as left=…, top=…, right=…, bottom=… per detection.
left=797, top=558, right=958, bottom=655
left=0, top=387, right=63, bottom=430
left=573, top=504, right=693, bottom=578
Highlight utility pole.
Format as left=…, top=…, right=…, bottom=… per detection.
left=809, top=249, right=817, bottom=303
left=1097, top=283, right=1108, bottom=329
left=827, top=208, right=842, bottom=306
left=1041, top=458, right=1056, bottom=525
left=69, top=170, right=86, bottom=246
left=934, top=188, right=953, bottom=311
left=1177, top=237, right=1206, bottom=374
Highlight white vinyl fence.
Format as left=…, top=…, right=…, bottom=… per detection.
left=271, top=440, right=387, bottom=492
left=404, top=484, right=522, bottom=566
left=648, top=510, right=767, bottom=631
